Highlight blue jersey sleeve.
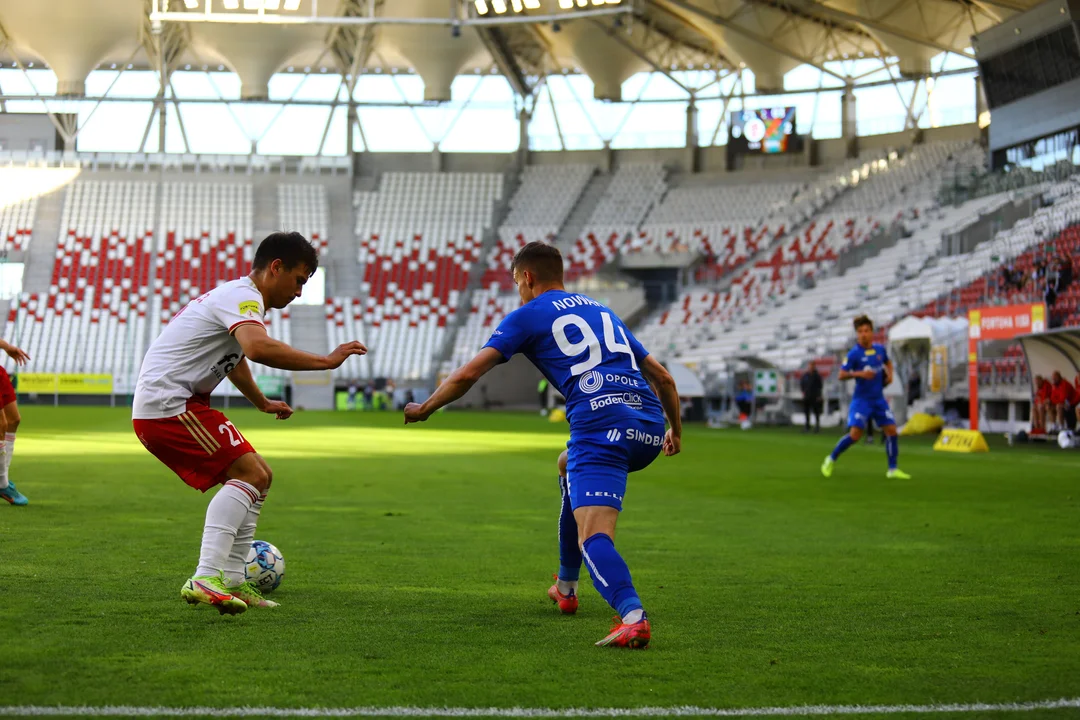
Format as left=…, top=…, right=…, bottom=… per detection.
left=841, top=348, right=858, bottom=372
left=482, top=306, right=532, bottom=362
left=878, top=343, right=890, bottom=364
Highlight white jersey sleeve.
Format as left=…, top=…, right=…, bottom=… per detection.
left=206, top=282, right=266, bottom=335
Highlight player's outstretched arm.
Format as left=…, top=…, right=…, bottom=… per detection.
left=234, top=324, right=366, bottom=372
left=0, top=339, right=30, bottom=366
left=404, top=347, right=503, bottom=425
left=641, top=355, right=682, bottom=456
left=227, top=357, right=293, bottom=419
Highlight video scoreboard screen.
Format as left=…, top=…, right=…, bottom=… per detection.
left=729, top=107, right=799, bottom=154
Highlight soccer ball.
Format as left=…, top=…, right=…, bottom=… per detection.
left=1058, top=430, right=1075, bottom=450
left=245, top=540, right=285, bottom=592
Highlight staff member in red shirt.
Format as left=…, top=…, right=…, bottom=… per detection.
left=1032, top=375, right=1052, bottom=433
left=1049, top=371, right=1078, bottom=432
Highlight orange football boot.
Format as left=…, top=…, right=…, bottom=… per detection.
left=595, top=613, right=650, bottom=648
left=547, top=573, right=579, bottom=615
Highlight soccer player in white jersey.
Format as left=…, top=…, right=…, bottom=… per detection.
left=133, top=232, right=367, bottom=615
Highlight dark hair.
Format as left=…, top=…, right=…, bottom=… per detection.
left=253, top=231, right=319, bottom=274
left=853, top=314, right=873, bottom=331
left=510, top=241, right=563, bottom=283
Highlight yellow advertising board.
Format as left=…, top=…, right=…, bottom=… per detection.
left=16, top=374, right=113, bottom=395
left=58, top=374, right=113, bottom=395
left=932, top=429, right=989, bottom=453
left=17, top=373, right=58, bottom=394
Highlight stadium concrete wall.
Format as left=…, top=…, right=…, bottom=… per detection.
left=459, top=354, right=544, bottom=411
left=0, top=113, right=62, bottom=152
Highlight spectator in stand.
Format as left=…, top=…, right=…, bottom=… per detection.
left=363, top=382, right=374, bottom=411
left=1044, top=253, right=1074, bottom=327
left=346, top=380, right=358, bottom=411
left=1049, top=371, right=1078, bottom=432
left=1057, top=253, right=1074, bottom=291
left=1031, top=375, right=1051, bottom=433
left=800, top=361, right=823, bottom=434
left=1032, top=257, right=1047, bottom=287
left=999, top=264, right=1025, bottom=294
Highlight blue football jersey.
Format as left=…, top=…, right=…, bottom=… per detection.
left=483, top=290, right=665, bottom=432
left=842, top=342, right=889, bottom=403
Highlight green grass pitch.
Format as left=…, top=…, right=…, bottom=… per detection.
left=1, top=406, right=1079, bottom=718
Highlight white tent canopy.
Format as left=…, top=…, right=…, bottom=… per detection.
left=667, top=361, right=706, bottom=398
left=888, top=316, right=968, bottom=347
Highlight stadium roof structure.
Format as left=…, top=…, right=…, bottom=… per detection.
left=0, top=0, right=1041, bottom=103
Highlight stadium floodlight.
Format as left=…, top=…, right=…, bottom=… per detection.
left=222, top=0, right=239, bottom=9
left=183, top=0, right=198, bottom=8
left=491, top=0, right=507, bottom=13
left=510, top=0, right=523, bottom=12
left=243, top=0, right=261, bottom=8
left=475, top=0, right=489, bottom=14
left=558, top=0, right=574, bottom=7
left=283, top=0, right=301, bottom=9
left=524, top=0, right=540, bottom=7
left=577, top=0, right=588, bottom=6
left=264, top=0, right=280, bottom=7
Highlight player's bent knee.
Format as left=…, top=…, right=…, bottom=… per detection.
left=258, top=457, right=274, bottom=490
left=227, top=452, right=272, bottom=493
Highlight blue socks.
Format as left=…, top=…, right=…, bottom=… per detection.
left=557, top=476, right=581, bottom=582
left=582, top=532, right=642, bottom=620
left=830, top=434, right=855, bottom=461
left=885, top=435, right=899, bottom=470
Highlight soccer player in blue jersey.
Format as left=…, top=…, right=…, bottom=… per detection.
left=821, top=315, right=911, bottom=480
left=404, top=241, right=682, bottom=649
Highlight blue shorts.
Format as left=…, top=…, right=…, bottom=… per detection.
left=848, top=397, right=896, bottom=430
left=565, top=420, right=666, bottom=512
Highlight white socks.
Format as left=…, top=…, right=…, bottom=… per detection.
left=622, top=609, right=645, bottom=624
left=195, top=479, right=261, bottom=580
left=557, top=579, right=578, bottom=596
left=225, top=491, right=266, bottom=586
left=0, top=433, right=17, bottom=490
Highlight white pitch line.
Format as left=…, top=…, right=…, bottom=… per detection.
left=1, top=700, right=1079, bottom=718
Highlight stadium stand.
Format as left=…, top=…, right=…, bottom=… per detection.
left=0, top=196, right=37, bottom=253
left=3, top=180, right=154, bottom=381
left=639, top=176, right=1080, bottom=376
left=278, top=184, right=330, bottom=254
left=633, top=142, right=1021, bottom=374
left=564, top=163, right=668, bottom=281
left=349, top=172, right=503, bottom=380
left=152, top=182, right=254, bottom=336
left=485, top=164, right=595, bottom=291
